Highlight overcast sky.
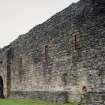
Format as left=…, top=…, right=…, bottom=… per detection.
left=0, top=0, right=79, bottom=48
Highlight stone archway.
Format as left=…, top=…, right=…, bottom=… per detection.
left=0, top=76, right=4, bottom=98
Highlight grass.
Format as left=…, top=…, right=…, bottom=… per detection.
left=0, top=99, right=79, bottom=105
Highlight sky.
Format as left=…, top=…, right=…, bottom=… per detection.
left=0, top=0, right=79, bottom=48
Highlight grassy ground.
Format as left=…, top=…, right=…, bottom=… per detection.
left=0, top=99, right=79, bottom=105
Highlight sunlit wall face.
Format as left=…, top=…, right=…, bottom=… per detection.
left=0, top=0, right=79, bottom=48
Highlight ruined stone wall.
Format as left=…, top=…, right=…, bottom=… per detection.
left=0, top=50, right=9, bottom=97
left=0, top=0, right=105, bottom=104
left=6, top=27, right=105, bottom=103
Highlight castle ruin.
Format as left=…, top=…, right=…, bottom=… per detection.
left=0, top=0, right=105, bottom=104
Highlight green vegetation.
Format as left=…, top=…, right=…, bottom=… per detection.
left=0, top=99, right=80, bottom=105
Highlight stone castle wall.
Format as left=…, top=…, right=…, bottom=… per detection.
left=0, top=0, right=105, bottom=104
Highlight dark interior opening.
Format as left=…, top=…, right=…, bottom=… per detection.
left=62, top=73, right=68, bottom=86
left=45, top=45, right=48, bottom=65
left=43, top=45, right=49, bottom=76
left=0, top=76, right=4, bottom=98
left=0, top=61, right=2, bottom=64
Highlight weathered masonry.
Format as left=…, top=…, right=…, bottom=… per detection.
left=0, top=0, right=105, bottom=104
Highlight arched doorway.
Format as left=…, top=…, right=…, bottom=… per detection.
left=0, top=76, right=4, bottom=98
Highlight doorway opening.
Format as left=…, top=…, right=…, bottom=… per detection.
left=0, top=76, right=4, bottom=98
